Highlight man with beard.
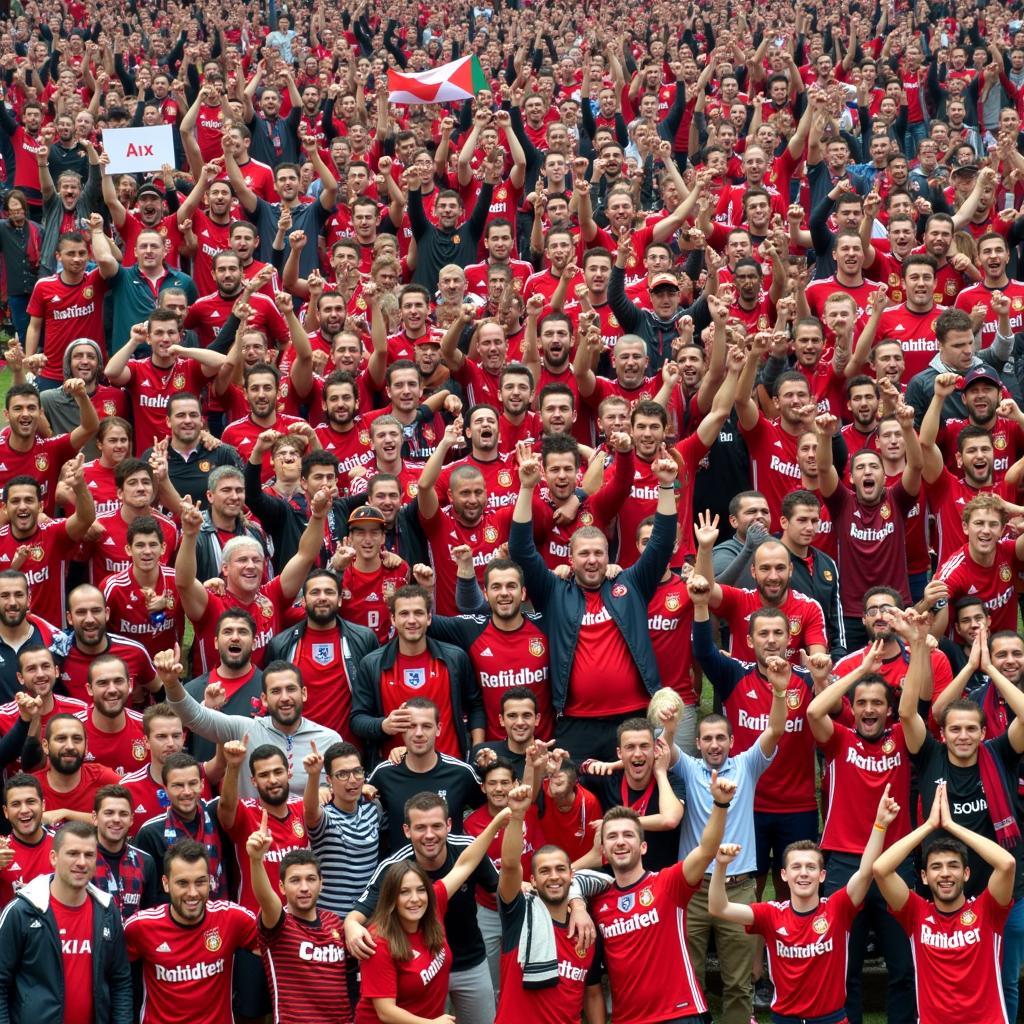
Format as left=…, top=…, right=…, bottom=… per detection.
left=367, top=360, right=455, bottom=462
left=574, top=333, right=666, bottom=419
left=578, top=718, right=685, bottom=871
left=522, top=307, right=588, bottom=439
left=124, top=840, right=259, bottom=1024
left=91, top=784, right=162, bottom=919
left=33, top=714, right=118, bottom=824
left=874, top=782, right=1016, bottom=1024
left=177, top=166, right=236, bottom=295
left=314, top=371, right=375, bottom=476
left=842, top=376, right=882, bottom=454
left=38, top=340, right=127, bottom=459
left=265, top=567, right=378, bottom=740
left=222, top=364, right=306, bottom=481
left=524, top=228, right=578, bottom=304
left=184, top=251, right=289, bottom=350
left=76, top=655, right=148, bottom=776
left=816, top=406, right=923, bottom=647
left=0, top=470, right=95, bottom=628
left=346, top=416, right=424, bottom=501
left=132, top=752, right=227, bottom=897
left=101, top=173, right=184, bottom=269
left=434, top=405, right=517, bottom=512
left=497, top=365, right=540, bottom=452
left=695, top=522, right=829, bottom=665
left=937, top=373, right=1024, bottom=483
left=246, top=820, right=353, bottom=1024
left=0, top=572, right=60, bottom=702
left=53, top=585, right=157, bottom=705
left=218, top=738, right=309, bottom=1023
left=0, top=770, right=53, bottom=904
left=807, top=650, right=916, bottom=1024
left=441, top=311, right=509, bottom=412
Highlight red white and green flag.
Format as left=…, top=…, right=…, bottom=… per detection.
left=387, top=55, right=488, bottom=105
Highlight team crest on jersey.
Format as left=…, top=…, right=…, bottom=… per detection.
left=626, top=255, right=636, bottom=268
left=1014, top=298, right=1024, bottom=312
left=484, top=525, right=499, bottom=543
left=451, top=234, right=460, bottom=245
left=579, top=511, right=594, bottom=526
left=611, top=583, right=628, bottom=597
left=789, top=618, right=800, bottom=635
left=995, top=435, right=1008, bottom=450
left=529, top=637, right=545, bottom=657
left=358, top=430, right=371, bottom=446
left=407, top=482, right=418, bottom=497
left=198, top=460, right=211, bottom=473
left=945, top=281, right=957, bottom=295
left=204, top=928, right=222, bottom=952
left=280, top=381, right=290, bottom=397
left=638, top=887, right=654, bottom=907
left=422, top=426, right=435, bottom=443
left=880, top=503, right=891, bottom=520
left=28, top=546, right=43, bottom=562
left=331, top=929, right=341, bottom=941
left=403, top=667, right=427, bottom=689
left=82, top=285, right=94, bottom=300
left=131, top=739, right=147, bottom=761
left=757, top=315, right=768, bottom=330
left=665, top=593, right=681, bottom=612
left=158, top=225, right=168, bottom=237
left=617, top=893, right=636, bottom=913
left=312, top=643, right=335, bottom=665
left=355, top=296, right=366, bottom=310
left=497, top=470, right=513, bottom=487
left=960, top=908, right=977, bottom=926
left=823, top=569, right=833, bottom=582
left=173, top=374, right=186, bottom=390
left=933, top=292, right=943, bottom=304
left=786, top=690, right=802, bottom=710
left=34, top=454, right=48, bottom=471
left=812, top=916, right=829, bottom=935
left=1000, top=564, right=1012, bottom=583
left=513, top=279, right=523, bottom=292
left=383, top=580, right=397, bottom=597
left=496, top=186, right=507, bottom=200
left=256, top=595, right=274, bottom=618
left=103, top=400, right=116, bottom=416
left=888, top=273, right=899, bottom=287
left=292, top=819, right=305, bottom=838
left=608, top=314, right=619, bottom=328
left=882, top=737, right=895, bottom=754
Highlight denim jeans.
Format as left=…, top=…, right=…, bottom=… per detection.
left=903, top=121, right=928, bottom=158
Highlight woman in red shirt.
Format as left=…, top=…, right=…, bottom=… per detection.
left=355, top=808, right=509, bottom=1024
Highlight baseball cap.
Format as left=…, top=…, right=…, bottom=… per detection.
left=951, top=163, right=979, bottom=177
left=961, top=365, right=1001, bottom=390
left=137, top=182, right=164, bottom=198
left=649, top=272, right=681, bottom=291
left=347, top=505, right=386, bottom=527
left=413, top=334, right=442, bottom=346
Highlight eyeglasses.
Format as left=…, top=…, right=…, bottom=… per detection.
left=864, top=605, right=897, bottom=617
left=331, top=769, right=366, bottom=781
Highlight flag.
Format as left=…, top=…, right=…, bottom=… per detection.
left=387, top=55, right=488, bottom=106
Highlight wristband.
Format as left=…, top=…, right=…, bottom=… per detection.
left=873, top=822, right=888, bottom=833
left=659, top=483, right=676, bottom=491
left=713, top=800, right=731, bottom=809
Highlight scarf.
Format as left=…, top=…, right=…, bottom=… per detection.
left=162, top=801, right=226, bottom=894
left=23, top=221, right=41, bottom=272
left=977, top=741, right=1021, bottom=849
left=621, top=773, right=656, bottom=816
left=94, top=845, right=149, bottom=919
left=517, top=891, right=559, bottom=989
left=980, top=681, right=1010, bottom=738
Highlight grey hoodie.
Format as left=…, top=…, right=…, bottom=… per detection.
left=40, top=338, right=107, bottom=459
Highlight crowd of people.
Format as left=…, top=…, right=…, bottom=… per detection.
left=0, top=0, right=1022, bottom=1021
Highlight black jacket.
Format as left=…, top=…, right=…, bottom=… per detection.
left=785, top=545, right=846, bottom=661
left=351, top=636, right=484, bottom=762
left=0, top=874, right=132, bottom=1024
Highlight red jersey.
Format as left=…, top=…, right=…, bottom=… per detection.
left=592, top=866, right=706, bottom=1022
left=76, top=708, right=148, bottom=775
left=314, top=420, right=376, bottom=480
left=0, top=429, right=75, bottom=514
left=892, top=889, right=1010, bottom=1024
left=803, top=276, right=876, bottom=319
left=379, top=652, right=460, bottom=757
left=938, top=415, right=1024, bottom=483
left=33, top=762, right=119, bottom=814
left=224, top=799, right=309, bottom=913
left=875, top=304, right=946, bottom=381
left=190, top=578, right=289, bottom=674
left=26, top=268, right=108, bottom=379
left=289, top=624, right=356, bottom=739
left=927, top=469, right=1019, bottom=566
left=937, top=539, right=1022, bottom=634
left=184, top=291, right=289, bottom=350
left=102, top=565, right=184, bottom=660
left=739, top=413, right=804, bottom=529
left=748, top=889, right=859, bottom=1018
left=119, top=764, right=213, bottom=838
left=452, top=359, right=501, bottom=410
left=0, top=519, right=77, bottom=624
left=125, top=901, right=260, bottom=1024
left=355, top=882, right=451, bottom=1024
left=955, top=280, right=1024, bottom=349
left=57, top=634, right=156, bottom=704
left=189, top=211, right=232, bottom=295
left=340, top=562, right=410, bottom=641
left=722, top=669, right=817, bottom=813
left=715, top=586, right=827, bottom=666
left=647, top=576, right=698, bottom=705
left=820, top=723, right=912, bottom=851
left=259, top=906, right=351, bottom=1024
left=117, top=213, right=185, bottom=269
left=537, top=780, right=602, bottom=863
left=79, top=460, right=120, bottom=517
left=435, top=453, right=518, bottom=513
left=222, top=413, right=305, bottom=481
left=0, top=830, right=53, bottom=905
left=463, top=258, right=532, bottom=298
left=418, top=505, right=511, bottom=615
left=464, top=804, right=544, bottom=911
left=124, top=358, right=209, bottom=454
left=87, top=509, right=178, bottom=586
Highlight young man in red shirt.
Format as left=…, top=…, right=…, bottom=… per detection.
left=75, top=654, right=148, bottom=776
left=710, top=787, right=902, bottom=1024
left=34, top=714, right=118, bottom=826
left=874, top=782, right=1015, bottom=1024
left=0, top=769, right=53, bottom=905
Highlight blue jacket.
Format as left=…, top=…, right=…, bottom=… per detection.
left=508, top=509, right=676, bottom=714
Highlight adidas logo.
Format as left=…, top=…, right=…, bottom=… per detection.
left=156, top=942, right=171, bottom=953
left=746, top=689, right=757, bottom=699
left=9, top=861, right=20, bottom=871
left=968, top=585, right=978, bottom=594
left=135, top=804, right=147, bottom=814
left=480, top=647, right=493, bottom=657
left=893, top=323, right=906, bottom=332
left=141, top=379, right=152, bottom=388
left=777, top=926, right=788, bottom=936
left=29, top=920, right=41, bottom=929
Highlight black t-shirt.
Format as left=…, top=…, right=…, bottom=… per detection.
left=475, top=740, right=528, bottom=780
left=353, top=836, right=498, bottom=971
left=584, top=770, right=687, bottom=871
left=693, top=411, right=749, bottom=541
left=367, top=755, right=485, bottom=851
left=911, top=731, right=1024, bottom=899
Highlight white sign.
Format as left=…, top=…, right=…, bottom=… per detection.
left=102, top=125, right=175, bottom=175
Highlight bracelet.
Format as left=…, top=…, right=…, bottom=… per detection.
left=713, top=799, right=731, bottom=809
left=873, top=822, right=888, bottom=833
left=659, top=484, right=676, bottom=490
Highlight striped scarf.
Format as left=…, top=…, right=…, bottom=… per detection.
left=161, top=802, right=226, bottom=896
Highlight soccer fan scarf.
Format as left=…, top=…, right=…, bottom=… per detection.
left=977, top=740, right=1022, bottom=849
left=93, top=846, right=148, bottom=914
left=161, top=802, right=226, bottom=894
